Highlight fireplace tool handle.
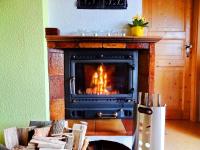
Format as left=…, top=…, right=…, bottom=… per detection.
left=69, top=77, right=75, bottom=95
left=97, top=112, right=118, bottom=119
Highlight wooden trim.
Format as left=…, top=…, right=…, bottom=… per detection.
left=48, top=49, right=64, bottom=54
left=149, top=43, right=155, bottom=94
left=102, top=43, right=126, bottom=48
left=47, top=42, right=56, bottom=49
left=53, top=42, right=79, bottom=49
left=79, top=42, right=102, bottom=48
left=127, top=43, right=149, bottom=49
left=190, top=0, right=200, bottom=121
left=45, top=28, right=60, bottom=35
left=182, top=0, right=193, bottom=120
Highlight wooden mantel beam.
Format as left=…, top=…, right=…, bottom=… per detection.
left=46, top=35, right=161, bottom=43
left=46, top=35, right=161, bottom=49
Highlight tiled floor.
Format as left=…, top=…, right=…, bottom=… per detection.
left=165, top=120, right=200, bottom=150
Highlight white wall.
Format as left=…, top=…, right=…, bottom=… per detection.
left=48, top=0, right=142, bottom=34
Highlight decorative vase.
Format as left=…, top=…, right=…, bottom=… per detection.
left=131, top=26, right=144, bottom=36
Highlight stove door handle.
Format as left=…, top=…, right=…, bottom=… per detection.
left=69, top=77, right=75, bottom=95
left=97, top=112, right=118, bottom=119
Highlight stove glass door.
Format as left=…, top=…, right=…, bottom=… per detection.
left=71, top=62, right=133, bottom=96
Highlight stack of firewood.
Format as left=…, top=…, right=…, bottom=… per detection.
left=3, top=121, right=89, bottom=150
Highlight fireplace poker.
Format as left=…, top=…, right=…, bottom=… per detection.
left=138, top=92, right=142, bottom=105
left=144, top=93, right=149, bottom=106
left=157, top=94, right=161, bottom=107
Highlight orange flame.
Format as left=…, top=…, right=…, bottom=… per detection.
left=86, top=65, right=118, bottom=95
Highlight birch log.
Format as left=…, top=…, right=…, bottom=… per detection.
left=4, top=127, right=19, bottom=149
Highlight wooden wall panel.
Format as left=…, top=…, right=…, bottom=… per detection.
left=155, top=40, right=185, bottom=67
left=155, top=40, right=185, bottom=60
left=155, top=67, right=184, bottom=119
left=149, top=0, right=185, bottom=31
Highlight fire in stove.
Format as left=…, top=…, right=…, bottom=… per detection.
left=86, top=65, right=119, bottom=95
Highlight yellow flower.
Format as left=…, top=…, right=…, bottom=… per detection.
left=132, top=15, right=146, bottom=21
left=141, top=17, right=146, bottom=22
left=133, top=14, right=140, bottom=20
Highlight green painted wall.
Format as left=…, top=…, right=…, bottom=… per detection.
left=0, top=0, right=49, bottom=143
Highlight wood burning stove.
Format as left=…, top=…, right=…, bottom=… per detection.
left=47, top=34, right=161, bottom=137
left=65, top=49, right=138, bottom=119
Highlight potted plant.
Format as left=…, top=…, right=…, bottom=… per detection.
left=129, top=15, right=149, bottom=36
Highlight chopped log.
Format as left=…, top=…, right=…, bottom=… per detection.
left=27, top=142, right=37, bottom=149
left=51, top=131, right=73, bottom=137
left=38, top=143, right=65, bottom=149
left=31, top=136, right=66, bottom=145
left=81, top=138, right=89, bottom=150
left=72, top=124, right=87, bottom=150
left=31, top=136, right=66, bottom=149
left=65, top=134, right=74, bottom=150
left=30, top=139, right=65, bottom=149
left=72, top=129, right=81, bottom=150
left=29, top=121, right=52, bottom=128
left=33, top=126, right=51, bottom=137
left=27, top=126, right=37, bottom=142
left=0, top=144, right=9, bottom=150
left=29, top=121, right=52, bottom=141
left=30, top=139, right=50, bottom=145
left=37, top=136, right=65, bottom=140
left=63, top=127, right=72, bottom=133
left=12, top=145, right=26, bottom=150
left=4, top=127, right=19, bottom=149
left=17, top=127, right=30, bottom=146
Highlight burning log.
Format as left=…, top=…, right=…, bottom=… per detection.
left=86, top=65, right=118, bottom=95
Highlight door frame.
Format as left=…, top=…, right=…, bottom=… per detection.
left=190, top=0, right=200, bottom=121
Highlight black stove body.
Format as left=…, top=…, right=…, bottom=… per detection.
left=64, top=49, right=138, bottom=119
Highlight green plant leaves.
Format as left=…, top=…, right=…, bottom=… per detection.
left=128, top=18, right=149, bottom=27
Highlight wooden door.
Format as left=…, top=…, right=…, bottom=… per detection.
left=143, top=0, right=192, bottom=119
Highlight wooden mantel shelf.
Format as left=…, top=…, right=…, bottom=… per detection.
left=46, top=35, right=161, bottom=49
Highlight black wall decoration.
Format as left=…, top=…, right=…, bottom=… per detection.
left=77, top=0, right=128, bottom=9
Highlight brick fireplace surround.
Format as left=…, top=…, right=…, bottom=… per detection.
left=46, top=28, right=161, bottom=136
